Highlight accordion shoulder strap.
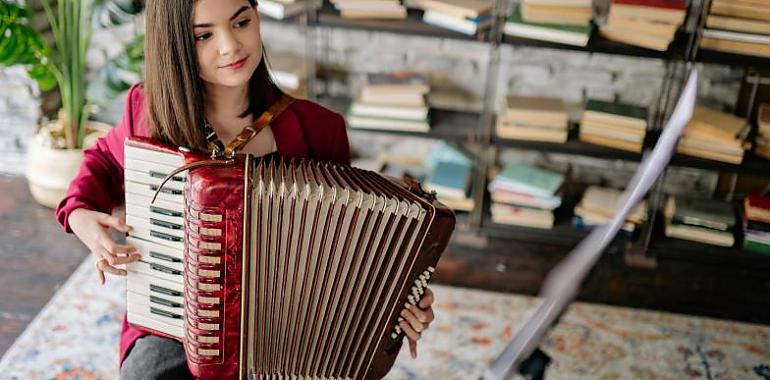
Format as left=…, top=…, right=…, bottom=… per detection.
left=222, top=94, right=295, bottom=157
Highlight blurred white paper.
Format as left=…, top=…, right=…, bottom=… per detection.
left=484, top=69, right=699, bottom=380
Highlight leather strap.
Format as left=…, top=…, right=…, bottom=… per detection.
left=210, top=94, right=295, bottom=158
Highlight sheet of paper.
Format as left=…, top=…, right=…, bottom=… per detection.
left=484, top=69, right=699, bottom=380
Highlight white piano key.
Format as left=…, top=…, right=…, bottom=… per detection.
left=123, top=159, right=187, bottom=181
left=125, top=181, right=184, bottom=205
left=127, top=271, right=185, bottom=302
left=125, top=203, right=184, bottom=228
left=126, top=236, right=184, bottom=261
left=125, top=145, right=185, bottom=168
left=125, top=169, right=186, bottom=192
left=127, top=309, right=185, bottom=339
left=127, top=261, right=184, bottom=284
left=126, top=192, right=184, bottom=216
left=127, top=217, right=184, bottom=250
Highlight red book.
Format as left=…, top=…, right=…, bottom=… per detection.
left=745, top=193, right=770, bottom=223
left=611, top=0, right=685, bottom=10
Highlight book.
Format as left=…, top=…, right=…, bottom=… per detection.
left=411, top=0, right=494, bottom=19
left=422, top=10, right=493, bottom=35
left=580, top=124, right=645, bottom=143
left=425, top=161, right=472, bottom=199
left=605, top=12, right=681, bottom=38
left=363, top=72, right=430, bottom=95
left=665, top=222, right=735, bottom=246
left=496, top=124, right=569, bottom=143
left=491, top=203, right=555, bottom=229
left=521, top=3, right=592, bottom=26
left=347, top=114, right=431, bottom=132
left=258, top=0, right=321, bottom=19
left=703, top=28, right=770, bottom=44
left=423, top=142, right=473, bottom=170
left=502, top=95, right=569, bottom=127
left=490, top=188, right=562, bottom=209
left=349, top=102, right=429, bottom=121
left=676, top=144, right=744, bottom=164
left=710, top=0, right=770, bottom=22
left=610, top=0, right=686, bottom=24
left=665, top=196, right=735, bottom=231
left=504, top=6, right=592, bottom=46
left=600, top=25, right=673, bottom=50
left=340, top=8, right=408, bottom=19
left=579, top=131, right=643, bottom=152
left=523, top=0, right=592, bottom=8
left=576, top=186, right=647, bottom=223
left=700, top=35, right=770, bottom=57
left=745, top=194, right=770, bottom=223
left=683, top=106, right=746, bottom=142
left=744, top=239, right=770, bottom=255
left=488, top=162, right=564, bottom=199
left=583, top=99, right=648, bottom=130
left=706, top=14, right=770, bottom=35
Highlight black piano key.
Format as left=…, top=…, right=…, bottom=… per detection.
left=150, top=205, right=183, bottom=218
left=150, top=218, right=182, bottom=230
left=149, top=184, right=183, bottom=195
left=150, top=284, right=183, bottom=297
left=149, top=170, right=185, bottom=182
left=150, top=307, right=183, bottom=319
left=150, top=230, right=183, bottom=242
left=150, top=251, right=182, bottom=263
left=151, top=295, right=182, bottom=308
left=150, top=262, right=183, bottom=276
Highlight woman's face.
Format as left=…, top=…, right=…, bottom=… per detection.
left=192, top=0, right=262, bottom=89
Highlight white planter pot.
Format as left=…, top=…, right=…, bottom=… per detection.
left=25, top=122, right=111, bottom=209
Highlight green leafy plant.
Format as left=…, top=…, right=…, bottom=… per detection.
left=0, top=1, right=57, bottom=90
left=0, top=0, right=94, bottom=150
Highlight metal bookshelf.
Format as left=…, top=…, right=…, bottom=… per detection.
left=287, top=0, right=770, bottom=265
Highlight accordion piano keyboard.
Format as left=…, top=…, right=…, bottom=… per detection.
left=124, top=145, right=187, bottom=340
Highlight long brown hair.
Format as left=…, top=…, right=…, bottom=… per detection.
left=143, top=0, right=283, bottom=152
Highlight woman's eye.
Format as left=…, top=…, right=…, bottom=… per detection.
left=195, top=33, right=212, bottom=41
left=236, top=19, right=251, bottom=28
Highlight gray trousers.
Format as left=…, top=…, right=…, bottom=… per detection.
left=120, top=335, right=194, bottom=380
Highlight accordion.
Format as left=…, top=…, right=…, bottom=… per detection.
left=122, top=137, right=455, bottom=379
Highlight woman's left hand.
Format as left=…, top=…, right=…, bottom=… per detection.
left=400, top=288, right=435, bottom=359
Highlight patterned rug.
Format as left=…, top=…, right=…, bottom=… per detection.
left=0, top=257, right=768, bottom=380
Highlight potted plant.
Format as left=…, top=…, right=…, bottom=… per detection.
left=0, top=0, right=111, bottom=208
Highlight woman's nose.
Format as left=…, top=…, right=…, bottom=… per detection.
left=218, top=30, right=242, bottom=57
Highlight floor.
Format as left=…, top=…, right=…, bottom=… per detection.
left=0, top=175, right=88, bottom=357
left=1, top=173, right=769, bottom=361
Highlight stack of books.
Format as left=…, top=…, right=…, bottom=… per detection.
left=267, top=51, right=307, bottom=98
left=504, top=0, right=593, bottom=46
left=347, top=72, right=431, bottom=132
left=331, top=0, right=407, bottom=19
left=412, top=0, right=494, bottom=36
left=602, top=0, right=686, bottom=51
left=579, top=99, right=648, bottom=153
left=496, top=95, right=569, bottom=143
left=520, top=0, right=592, bottom=26
left=757, top=103, right=770, bottom=159
left=488, top=162, right=565, bottom=229
left=573, top=186, right=648, bottom=238
left=678, top=106, right=746, bottom=164
left=424, top=143, right=475, bottom=211
left=743, top=194, right=770, bottom=255
left=701, top=0, right=770, bottom=57
left=664, top=195, right=735, bottom=247
left=258, top=0, right=322, bottom=19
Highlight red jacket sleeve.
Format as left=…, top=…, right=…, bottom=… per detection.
left=55, top=84, right=141, bottom=233
left=328, top=113, right=351, bottom=165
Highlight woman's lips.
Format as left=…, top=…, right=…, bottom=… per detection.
left=223, top=56, right=247, bottom=70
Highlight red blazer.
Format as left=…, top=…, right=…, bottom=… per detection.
left=55, top=83, right=351, bottom=365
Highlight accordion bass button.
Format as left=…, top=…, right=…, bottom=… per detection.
left=428, top=266, right=435, bottom=273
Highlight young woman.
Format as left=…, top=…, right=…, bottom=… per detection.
left=54, top=0, right=436, bottom=378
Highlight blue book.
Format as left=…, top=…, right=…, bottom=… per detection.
left=426, top=161, right=472, bottom=200
left=423, top=142, right=473, bottom=171
left=489, top=162, right=564, bottom=199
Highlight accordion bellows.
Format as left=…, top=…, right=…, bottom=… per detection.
left=123, top=138, right=455, bottom=380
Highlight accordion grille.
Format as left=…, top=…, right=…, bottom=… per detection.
left=244, top=158, right=432, bottom=380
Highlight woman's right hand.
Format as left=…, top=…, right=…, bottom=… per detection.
left=68, top=208, right=141, bottom=284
